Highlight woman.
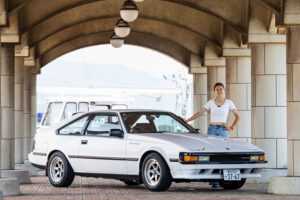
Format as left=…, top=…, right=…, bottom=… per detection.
left=185, top=82, right=240, bottom=188
left=186, top=82, right=240, bottom=137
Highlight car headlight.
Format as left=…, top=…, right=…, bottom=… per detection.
left=250, top=155, right=259, bottom=161
left=250, top=155, right=265, bottom=161
left=183, top=155, right=210, bottom=162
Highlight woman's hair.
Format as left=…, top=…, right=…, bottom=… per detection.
left=214, top=82, right=225, bottom=91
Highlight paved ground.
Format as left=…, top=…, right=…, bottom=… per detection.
left=5, top=174, right=300, bottom=200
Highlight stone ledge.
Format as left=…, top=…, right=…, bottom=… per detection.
left=15, top=160, right=39, bottom=176
left=1, top=170, right=30, bottom=184
left=268, top=176, right=300, bottom=195
left=0, top=178, right=20, bottom=196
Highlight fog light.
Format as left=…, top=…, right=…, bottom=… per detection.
left=184, top=156, right=198, bottom=162
left=259, top=155, right=265, bottom=161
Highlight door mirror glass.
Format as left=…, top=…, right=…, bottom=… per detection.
left=109, top=129, right=124, bottom=137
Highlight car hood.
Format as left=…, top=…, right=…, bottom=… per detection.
left=132, top=132, right=262, bottom=152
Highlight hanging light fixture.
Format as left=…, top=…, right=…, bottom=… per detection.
left=110, top=32, right=124, bottom=48
left=120, top=0, right=139, bottom=22
left=133, top=0, right=144, bottom=2
left=114, top=18, right=131, bottom=38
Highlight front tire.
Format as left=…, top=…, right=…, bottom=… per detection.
left=141, top=153, right=172, bottom=191
left=47, top=152, right=75, bottom=187
left=218, top=178, right=246, bottom=190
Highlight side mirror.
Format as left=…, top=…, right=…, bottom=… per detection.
left=109, top=129, right=124, bottom=138
left=195, top=129, right=202, bottom=134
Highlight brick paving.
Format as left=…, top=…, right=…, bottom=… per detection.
left=5, top=173, right=300, bottom=200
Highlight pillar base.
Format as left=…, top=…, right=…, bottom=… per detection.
left=1, top=170, right=30, bottom=184
left=246, top=168, right=287, bottom=183
left=15, top=160, right=39, bottom=176
left=0, top=178, right=20, bottom=196
left=268, top=176, right=300, bottom=195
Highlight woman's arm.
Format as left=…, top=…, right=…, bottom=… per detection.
left=185, top=107, right=207, bottom=122
left=229, top=109, right=240, bottom=130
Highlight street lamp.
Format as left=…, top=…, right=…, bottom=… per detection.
left=120, top=0, right=139, bottom=22
left=110, top=32, right=124, bottom=48
left=114, top=18, right=131, bottom=38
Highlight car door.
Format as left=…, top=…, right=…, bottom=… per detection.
left=56, top=115, right=89, bottom=172
left=79, top=113, right=127, bottom=174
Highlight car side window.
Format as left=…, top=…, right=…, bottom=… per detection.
left=85, top=114, right=122, bottom=137
left=58, top=116, right=88, bottom=135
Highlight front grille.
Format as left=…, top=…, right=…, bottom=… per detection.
left=210, top=154, right=250, bottom=162
left=179, top=152, right=266, bottom=164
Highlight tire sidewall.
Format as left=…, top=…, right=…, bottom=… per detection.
left=141, top=153, right=170, bottom=190
left=47, top=152, right=71, bottom=187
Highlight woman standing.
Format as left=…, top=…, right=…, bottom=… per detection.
left=185, top=82, right=240, bottom=188
left=186, top=82, right=240, bottom=137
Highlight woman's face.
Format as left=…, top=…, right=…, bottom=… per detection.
left=214, top=85, right=224, bottom=97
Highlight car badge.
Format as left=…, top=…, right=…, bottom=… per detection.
left=225, top=147, right=230, bottom=150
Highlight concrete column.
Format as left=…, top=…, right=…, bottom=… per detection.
left=0, top=44, right=15, bottom=170
left=207, top=66, right=226, bottom=125
left=30, top=72, right=36, bottom=146
left=207, top=66, right=226, bottom=100
left=226, top=57, right=251, bottom=143
left=193, top=73, right=207, bottom=131
left=268, top=26, right=300, bottom=195
left=23, top=67, right=31, bottom=160
left=14, top=57, right=24, bottom=165
left=251, top=44, right=287, bottom=182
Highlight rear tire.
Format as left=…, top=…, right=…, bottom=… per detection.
left=141, top=153, right=172, bottom=191
left=218, top=178, right=246, bottom=190
left=47, top=152, right=75, bottom=187
left=123, top=180, right=140, bottom=186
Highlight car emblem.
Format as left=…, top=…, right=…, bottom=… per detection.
left=226, top=147, right=230, bottom=150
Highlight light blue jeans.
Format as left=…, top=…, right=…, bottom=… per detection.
left=207, top=125, right=228, bottom=187
left=207, top=125, right=229, bottom=138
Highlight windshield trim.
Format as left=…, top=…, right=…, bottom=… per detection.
left=120, top=111, right=197, bottom=134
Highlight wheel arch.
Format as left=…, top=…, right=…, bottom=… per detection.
left=46, top=149, right=74, bottom=176
left=138, top=150, right=172, bottom=179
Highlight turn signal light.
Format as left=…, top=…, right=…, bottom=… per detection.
left=259, top=155, right=265, bottom=161
left=184, top=156, right=199, bottom=162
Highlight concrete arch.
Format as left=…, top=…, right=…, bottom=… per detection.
left=23, top=0, right=224, bottom=48
left=39, top=31, right=192, bottom=67
left=34, top=17, right=217, bottom=61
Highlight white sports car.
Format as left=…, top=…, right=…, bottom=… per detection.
left=29, top=109, right=267, bottom=191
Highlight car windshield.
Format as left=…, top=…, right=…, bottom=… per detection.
left=121, top=112, right=197, bottom=134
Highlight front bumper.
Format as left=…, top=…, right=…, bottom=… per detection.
left=170, top=162, right=266, bottom=180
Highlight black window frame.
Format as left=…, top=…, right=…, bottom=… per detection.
left=120, top=111, right=197, bottom=134
left=56, top=114, right=92, bottom=136
left=82, top=112, right=124, bottom=138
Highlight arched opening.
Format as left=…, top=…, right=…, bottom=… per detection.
left=37, top=44, right=193, bottom=125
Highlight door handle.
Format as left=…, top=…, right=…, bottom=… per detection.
left=81, top=140, right=88, bottom=145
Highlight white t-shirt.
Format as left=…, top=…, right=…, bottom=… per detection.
left=204, top=99, right=236, bottom=123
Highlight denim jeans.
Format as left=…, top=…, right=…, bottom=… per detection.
left=207, top=125, right=228, bottom=138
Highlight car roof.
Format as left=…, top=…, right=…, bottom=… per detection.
left=87, top=109, right=172, bottom=114
left=52, top=109, right=174, bottom=129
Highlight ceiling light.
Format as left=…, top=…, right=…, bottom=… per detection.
left=120, top=0, right=139, bottom=22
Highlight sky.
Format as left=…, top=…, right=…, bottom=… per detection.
left=57, top=44, right=191, bottom=80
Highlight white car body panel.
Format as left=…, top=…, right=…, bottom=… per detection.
left=29, top=109, right=267, bottom=181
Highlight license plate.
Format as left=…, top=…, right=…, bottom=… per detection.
left=223, top=169, right=241, bottom=181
